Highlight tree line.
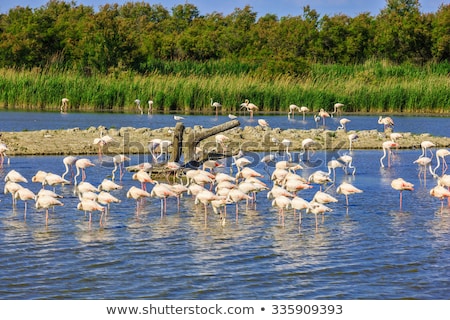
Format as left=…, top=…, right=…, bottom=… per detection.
left=0, top=0, right=449, bottom=77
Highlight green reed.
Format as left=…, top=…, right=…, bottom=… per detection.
left=0, top=61, right=448, bottom=115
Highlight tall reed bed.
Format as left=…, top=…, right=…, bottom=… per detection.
left=0, top=62, right=448, bottom=114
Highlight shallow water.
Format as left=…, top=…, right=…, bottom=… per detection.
left=0, top=110, right=449, bottom=137
left=0, top=148, right=449, bottom=299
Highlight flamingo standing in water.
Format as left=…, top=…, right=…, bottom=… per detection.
left=338, top=154, right=356, bottom=175
left=348, top=133, right=358, bottom=152
left=291, top=197, right=312, bottom=225
left=306, top=202, right=332, bottom=231
left=77, top=199, right=105, bottom=226
left=331, top=103, right=344, bottom=117
left=0, top=142, right=9, bottom=166
left=413, top=156, right=433, bottom=183
left=391, top=178, right=414, bottom=211
left=93, top=131, right=115, bottom=160
left=240, top=99, right=259, bottom=119
left=61, top=155, right=77, bottom=182
left=380, top=140, right=398, bottom=168
left=211, top=98, right=222, bottom=117
left=60, top=98, right=69, bottom=113
left=287, top=104, right=301, bottom=119
left=336, top=182, right=363, bottom=206
left=14, top=188, right=36, bottom=219
left=134, top=99, right=143, bottom=114
left=431, top=149, right=450, bottom=177
left=420, top=140, right=435, bottom=158
left=74, top=158, right=95, bottom=185
left=126, top=186, right=151, bottom=214
left=337, top=118, right=351, bottom=131
left=215, top=134, right=230, bottom=153
left=148, top=100, right=153, bottom=114
left=430, top=185, right=450, bottom=212
left=318, top=108, right=330, bottom=127
left=272, top=195, right=291, bottom=226
left=112, top=154, right=130, bottom=181
left=378, top=116, right=394, bottom=132
left=35, top=195, right=64, bottom=225
left=226, top=188, right=252, bottom=222
left=299, top=106, right=309, bottom=121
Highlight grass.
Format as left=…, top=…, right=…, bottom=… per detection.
left=0, top=60, right=449, bottom=115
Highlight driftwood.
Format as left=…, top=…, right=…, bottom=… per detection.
left=150, top=119, right=240, bottom=177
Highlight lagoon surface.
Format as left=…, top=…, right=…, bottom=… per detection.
left=0, top=110, right=449, bottom=137
left=0, top=148, right=449, bottom=299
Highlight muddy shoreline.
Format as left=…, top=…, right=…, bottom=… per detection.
left=1, top=125, right=449, bottom=158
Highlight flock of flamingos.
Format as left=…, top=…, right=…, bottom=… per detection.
left=1, top=100, right=450, bottom=231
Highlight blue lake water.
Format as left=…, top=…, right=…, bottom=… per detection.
left=0, top=110, right=449, bottom=137
left=0, top=111, right=449, bottom=299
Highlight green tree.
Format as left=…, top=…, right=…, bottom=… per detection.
left=432, top=4, right=450, bottom=62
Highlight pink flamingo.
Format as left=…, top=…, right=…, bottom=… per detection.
left=194, top=189, right=222, bottom=224
left=380, top=140, right=398, bottom=168
left=287, top=104, right=301, bottom=119
left=132, top=170, right=155, bottom=191
left=336, top=182, right=363, bottom=206
left=318, top=108, right=330, bottom=127
left=150, top=182, right=178, bottom=216
left=226, top=188, right=252, bottom=222
left=240, top=99, right=259, bottom=119
left=112, top=154, right=130, bottom=181
left=431, top=148, right=450, bottom=177
left=74, top=158, right=95, bottom=185
left=61, top=156, right=77, bottom=182
left=272, top=195, right=291, bottom=226
left=14, top=188, right=36, bottom=219
left=126, top=186, right=151, bottom=214
left=391, top=178, right=414, bottom=211
left=378, top=116, right=394, bottom=132
left=430, top=185, right=450, bottom=212
left=291, top=197, right=312, bottom=225
left=35, top=195, right=64, bottom=225
left=77, top=199, right=105, bottom=226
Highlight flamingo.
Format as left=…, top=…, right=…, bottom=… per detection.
left=378, top=116, right=394, bottom=132
left=42, top=172, right=70, bottom=191
left=307, top=202, right=332, bottom=231
left=195, top=189, right=222, bottom=223
left=148, top=100, right=153, bottom=114
left=126, top=162, right=153, bottom=173
left=275, top=160, right=303, bottom=172
left=336, top=182, right=363, bottom=206
left=431, top=149, right=450, bottom=177
left=267, top=185, right=295, bottom=199
left=291, top=196, right=312, bottom=225
left=299, top=106, right=309, bottom=121
left=272, top=195, right=291, bottom=225
left=164, top=161, right=183, bottom=184
left=348, top=133, right=358, bottom=152
left=260, top=154, right=276, bottom=174
left=313, top=114, right=321, bottom=128
left=98, top=178, right=123, bottom=192
left=14, top=188, right=36, bottom=218
left=74, top=158, right=95, bottom=185
left=312, top=191, right=338, bottom=205
left=287, top=104, right=301, bottom=119
left=4, top=181, right=24, bottom=206
left=37, top=188, right=62, bottom=199
left=413, top=156, right=433, bottom=183
left=308, top=171, right=332, bottom=191
left=61, top=155, right=77, bottom=182
left=4, top=169, right=28, bottom=183
left=391, top=178, right=414, bottom=211
left=112, top=154, right=130, bottom=181
left=0, top=142, right=9, bottom=166
left=77, top=199, right=105, bottom=226
left=331, top=103, right=344, bottom=117
left=327, top=159, right=344, bottom=182
left=202, top=160, right=224, bottom=173
left=150, top=183, right=177, bottom=216
left=337, top=118, right=351, bottom=131
left=134, top=99, right=143, bottom=114
left=215, top=134, right=230, bottom=152
left=226, top=188, right=252, bottom=222
left=420, top=140, right=435, bottom=158
left=132, top=170, right=155, bottom=191
left=257, top=119, right=270, bottom=130
left=240, top=99, right=259, bottom=119
left=75, top=181, right=100, bottom=197
left=280, top=139, right=293, bottom=161
left=284, top=179, right=312, bottom=195
left=318, top=108, right=330, bottom=127
left=301, top=138, right=317, bottom=161
left=380, top=140, right=398, bottom=168
left=32, top=170, right=48, bottom=185
left=93, top=130, right=115, bottom=160
left=390, top=132, right=403, bottom=144
left=338, top=154, right=356, bottom=175
left=35, top=195, right=64, bottom=225
left=236, top=167, right=263, bottom=181
left=97, top=191, right=121, bottom=215
left=430, top=185, right=450, bottom=212
left=126, top=186, right=151, bottom=214
left=60, top=98, right=69, bottom=113
left=168, top=183, right=189, bottom=211
left=211, top=98, right=222, bottom=117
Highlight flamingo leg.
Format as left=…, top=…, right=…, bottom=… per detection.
left=399, top=191, right=403, bottom=211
